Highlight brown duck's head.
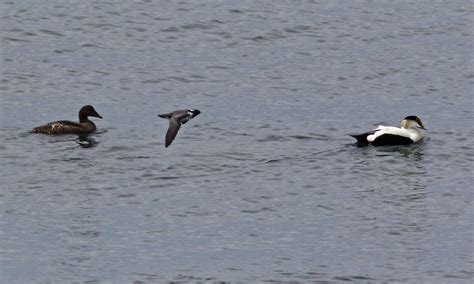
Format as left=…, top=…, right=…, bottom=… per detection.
left=79, top=105, right=103, bottom=121
left=79, top=105, right=102, bottom=118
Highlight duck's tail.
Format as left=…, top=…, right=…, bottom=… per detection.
left=349, top=132, right=372, bottom=145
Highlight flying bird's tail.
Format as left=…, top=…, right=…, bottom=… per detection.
left=158, top=113, right=171, bottom=119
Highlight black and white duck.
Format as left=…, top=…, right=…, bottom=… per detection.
left=350, top=115, right=426, bottom=146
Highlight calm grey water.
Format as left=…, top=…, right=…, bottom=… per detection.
left=1, top=1, right=473, bottom=283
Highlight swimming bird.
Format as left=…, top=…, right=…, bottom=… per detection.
left=350, top=115, right=426, bottom=146
left=32, top=105, right=102, bottom=135
left=158, top=109, right=201, bottom=147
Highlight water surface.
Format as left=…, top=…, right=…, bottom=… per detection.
left=1, top=1, right=473, bottom=283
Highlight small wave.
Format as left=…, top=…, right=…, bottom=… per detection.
left=81, top=43, right=99, bottom=48
left=288, top=135, right=313, bottom=140
left=288, top=134, right=332, bottom=141
left=180, top=22, right=215, bottom=30
left=116, top=193, right=136, bottom=198
left=116, top=155, right=150, bottom=161
left=205, top=65, right=232, bottom=70
left=166, top=76, right=193, bottom=83
left=102, top=145, right=137, bottom=153
left=3, top=37, right=31, bottom=43
left=240, top=207, right=275, bottom=214
left=256, top=134, right=290, bottom=142
left=259, top=156, right=295, bottom=164
left=54, top=49, right=74, bottom=54
left=217, top=152, right=258, bottom=161
left=141, top=78, right=166, bottom=84
left=160, top=26, right=181, bottom=33
left=37, top=29, right=65, bottom=37
left=332, top=275, right=375, bottom=281
left=229, top=9, right=244, bottom=14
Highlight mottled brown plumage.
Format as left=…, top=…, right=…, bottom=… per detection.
left=32, top=105, right=102, bottom=135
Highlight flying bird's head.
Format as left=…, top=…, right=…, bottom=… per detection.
left=188, top=109, right=201, bottom=118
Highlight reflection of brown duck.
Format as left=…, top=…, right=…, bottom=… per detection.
left=158, top=109, right=201, bottom=147
left=350, top=116, right=426, bottom=146
left=32, top=105, right=102, bottom=135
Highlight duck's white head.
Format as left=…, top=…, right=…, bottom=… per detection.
left=401, top=115, right=426, bottom=130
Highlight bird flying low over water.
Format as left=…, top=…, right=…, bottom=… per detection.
left=158, top=109, right=201, bottom=147
left=350, top=116, right=426, bottom=146
left=32, top=105, right=102, bottom=135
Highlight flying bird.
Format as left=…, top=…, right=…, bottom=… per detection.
left=158, top=109, right=201, bottom=147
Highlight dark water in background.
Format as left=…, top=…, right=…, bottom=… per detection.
left=1, top=0, right=473, bottom=283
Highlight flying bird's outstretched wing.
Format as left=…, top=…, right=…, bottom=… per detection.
left=165, top=117, right=181, bottom=147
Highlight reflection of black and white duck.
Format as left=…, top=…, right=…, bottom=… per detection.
left=351, top=116, right=426, bottom=146
left=158, top=109, right=201, bottom=147
left=32, top=105, right=102, bottom=135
